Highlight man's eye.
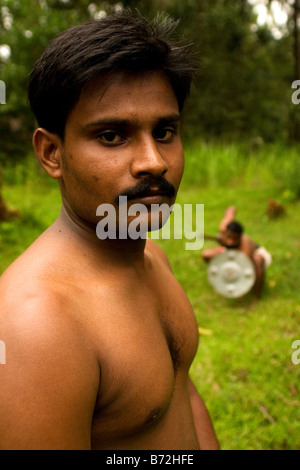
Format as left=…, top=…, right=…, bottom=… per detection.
left=154, top=128, right=175, bottom=142
left=98, top=132, right=125, bottom=144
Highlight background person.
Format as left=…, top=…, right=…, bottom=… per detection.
left=202, top=206, right=272, bottom=303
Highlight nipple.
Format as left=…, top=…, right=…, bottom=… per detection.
left=146, top=407, right=162, bottom=424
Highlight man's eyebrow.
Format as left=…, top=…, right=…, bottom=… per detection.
left=156, top=114, right=181, bottom=126
left=83, top=114, right=181, bottom=130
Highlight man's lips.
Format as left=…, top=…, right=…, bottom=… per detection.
left=118, top=193, right=172, bottom=209
left=115, top=176, right=176, bottom=205
left=126, top=189, right=173, bottom=201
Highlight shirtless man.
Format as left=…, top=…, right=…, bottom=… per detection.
left=202, top=206, right=272, bottom=302
left=0, top=12, right=219, bottom=450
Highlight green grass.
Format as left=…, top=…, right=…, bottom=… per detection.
left=1, top=142, right=300, bottom=450
left=159, top=142, right=300, bottom=450
left=158, top=185, right=300, bottom=450
left=0, top=162, right=61, bottom=272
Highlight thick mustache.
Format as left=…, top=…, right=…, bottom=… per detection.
left=115, top=176, right=176, bottom=204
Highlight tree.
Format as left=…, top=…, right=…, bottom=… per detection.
left=0, top=0, right=99, bottom=163
left=0, top=0, right=298, bottom=157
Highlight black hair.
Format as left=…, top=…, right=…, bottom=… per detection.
left=28, top=10, right=198, bottom=138
left=226, top=221, right=244, bottom=235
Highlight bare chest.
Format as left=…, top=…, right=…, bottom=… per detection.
left=87, top=269, right=199, bottom=446
left=240, top=234, right=258, bottom=257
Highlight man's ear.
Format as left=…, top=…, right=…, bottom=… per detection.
left=33, top=128, right=63, bottom=179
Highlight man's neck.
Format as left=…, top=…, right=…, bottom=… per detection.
left=54, top=205, right=149, bottom=265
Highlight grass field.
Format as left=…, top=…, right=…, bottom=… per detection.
left=1, top=141, right=300, bottom=450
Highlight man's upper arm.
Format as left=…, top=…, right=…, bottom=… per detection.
left=188, top=377, right=220, bottom=450
left=0, top=295, right=99, bottom=450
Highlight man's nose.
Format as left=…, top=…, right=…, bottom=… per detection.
left=130, top=136, right=168, bottom=177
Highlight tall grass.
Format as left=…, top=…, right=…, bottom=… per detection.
left=160, top=140, right=300, bottom=450
left=182, top=140, right=300, bottom=200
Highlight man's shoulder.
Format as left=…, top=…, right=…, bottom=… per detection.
left=240, top=234, right=258, bottom=255
left=0, top=257, right=99, bottom=450
left=0, top=255, right=77, bottom=332
left=0, top=277, right=65, bottom=335
left=145, top=238, right=172, bottom=271
left=0, top=261, right=97, bottom=381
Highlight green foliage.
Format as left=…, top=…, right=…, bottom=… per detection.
left=181, top=139, right=300, bottom=201
left=0, top=0, right=94, bottom=163
left=173, top=186, right=300, bottom=450
left=0, top=0, right=298, bottom=165
left=154, top=142, right=300, bottom=450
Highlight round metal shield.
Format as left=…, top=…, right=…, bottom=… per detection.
left=207, top=250, right=256, bottom=298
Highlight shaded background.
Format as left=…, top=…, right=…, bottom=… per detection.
left=0, top=0, right=300, bottom=451
left=0, top=0, right=300, bottom=160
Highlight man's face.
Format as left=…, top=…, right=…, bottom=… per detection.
left=221, top=230, right=241, bottom=249
left=60, top=71, right=185, bottom=233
